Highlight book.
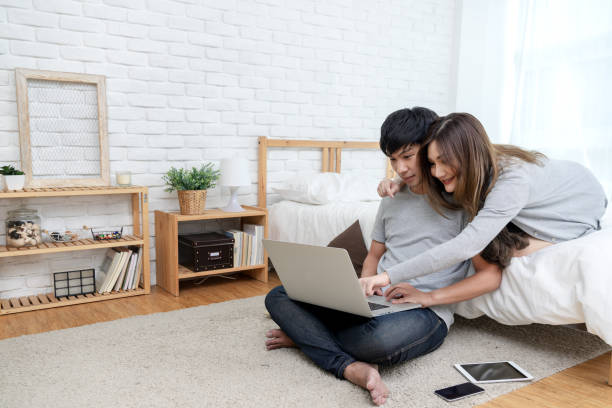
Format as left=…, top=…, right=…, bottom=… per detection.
left=225, top=229, right=242, bottom=267
left=113, top=248, right=133, bottom=292
left=131, top=247, right=143, bottom=290
left=99, top=249, right=122, bottom=293
left=257, top=225, right=264, bottom=264
left=105, top=249, right=130, bottom=293
left=122, top=252, right=137, bottom=291
left=243, top=224, right=264, bottom=265
left=97, top=248, right=119, bottom=294
left=241, top=231, right=248, bottom=266
left=244, top=232, right=253, bottom=266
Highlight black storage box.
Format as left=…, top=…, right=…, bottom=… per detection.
left=178, top=232, right=234, bottom=272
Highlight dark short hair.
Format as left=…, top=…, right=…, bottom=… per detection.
left=379, top=107, right=438, bottom=157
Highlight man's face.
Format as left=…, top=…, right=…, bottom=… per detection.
left=389, top=145, right=421, bottom=188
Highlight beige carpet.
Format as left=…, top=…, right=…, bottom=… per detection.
left=0, top=295, right=609, bottom=408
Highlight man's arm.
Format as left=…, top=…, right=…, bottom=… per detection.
left=360, top=240, right=386, bottom=278
left=384, top=255, right=502, bottom=307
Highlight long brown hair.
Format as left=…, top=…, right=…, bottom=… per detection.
left=419, top=112, right=545, bottom=220
left=419, top=113, right=545, bottom=267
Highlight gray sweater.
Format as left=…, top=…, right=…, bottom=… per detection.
left=387, top=158, right=608, bottom=284
left=372, top=186, right=470, bottom=329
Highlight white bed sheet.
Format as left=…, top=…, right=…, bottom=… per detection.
left=269, top=200, right=612, bottom=345
left=455, top=226, right=612, bottom=345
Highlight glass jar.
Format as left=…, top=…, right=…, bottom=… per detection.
left=6, top=207, right=42, bottom=248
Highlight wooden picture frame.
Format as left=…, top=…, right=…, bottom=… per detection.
left=15, top=68, right=110, bottom=187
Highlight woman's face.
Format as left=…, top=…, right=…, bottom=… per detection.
left=428, top=140, right=458, bottom=193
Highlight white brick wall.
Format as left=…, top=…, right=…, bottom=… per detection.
left=0, top=0, right=458, bottom=296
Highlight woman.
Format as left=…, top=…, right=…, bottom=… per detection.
left=363, top=112, right=608, bottom=297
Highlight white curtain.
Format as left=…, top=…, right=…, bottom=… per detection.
left=456, top=0, right=612, bottom=199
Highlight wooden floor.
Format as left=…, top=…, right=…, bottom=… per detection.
left=1, top=272, right=610, bottom=407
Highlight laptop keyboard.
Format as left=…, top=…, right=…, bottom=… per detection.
left=368, top=302, right=390, bottom=311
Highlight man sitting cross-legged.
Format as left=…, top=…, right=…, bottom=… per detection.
left=264, top=107, right=502, bottom=405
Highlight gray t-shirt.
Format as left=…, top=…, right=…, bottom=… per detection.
left=387, top=158, right=608, bottom=284
left=372, top=186, right=471, bottom=329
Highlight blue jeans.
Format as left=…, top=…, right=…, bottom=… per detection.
left=264, top=285, right=448, bottom=379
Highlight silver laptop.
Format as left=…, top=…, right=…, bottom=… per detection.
left=263, top=239, right=421, bottom=318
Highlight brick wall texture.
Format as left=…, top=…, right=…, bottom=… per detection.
left=0, top=0, right=457, bottom=295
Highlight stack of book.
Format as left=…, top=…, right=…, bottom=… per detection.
left=97, top=246, right=144, bottom=293
left=224, top=223, right=264, bottom=268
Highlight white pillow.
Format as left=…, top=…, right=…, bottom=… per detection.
left=338, top=175, right=382, bottom=203
left=273, top=173, right=381, bottom=205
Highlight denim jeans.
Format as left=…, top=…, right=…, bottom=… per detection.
left=265, top=285, right=448, bottom=379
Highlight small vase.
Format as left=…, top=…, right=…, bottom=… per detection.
left=177, top=190, right=207, bottom=215
left=4, top=175, right=25, bottom=191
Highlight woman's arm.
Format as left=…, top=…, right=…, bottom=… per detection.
left=384, top=164, right=530, bottom=285
left=377, top=178, right=403, bottom=198
left=384, top=255, right=502, bottom=307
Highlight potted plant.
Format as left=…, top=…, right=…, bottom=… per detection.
left=162, top=163, right=221, bottom=215
left=1, top=165, right=26, bottom=191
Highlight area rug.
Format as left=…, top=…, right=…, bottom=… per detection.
left=0, top=296, right=609, bottom=407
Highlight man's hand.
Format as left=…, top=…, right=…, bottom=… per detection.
left=384, top=283, right=433, bottom=307
left=359, top=273, right=390, bottom=296
left=377, top=178, right=402, bottom=198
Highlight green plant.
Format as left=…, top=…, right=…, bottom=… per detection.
left=0, top=165, right=24, bottom=175
left=162, top=163, right=220, bottom=192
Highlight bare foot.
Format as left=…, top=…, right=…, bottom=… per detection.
left=343, top=361, right=389, bottom=406
left=265, top=329, right=296, bottom=350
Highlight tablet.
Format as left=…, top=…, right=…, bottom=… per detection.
left=455, top=361, right=533, bottom=384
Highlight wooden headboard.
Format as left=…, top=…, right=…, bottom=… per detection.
left=257, top=136, right=394, bottom=207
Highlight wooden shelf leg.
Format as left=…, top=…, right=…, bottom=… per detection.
left=141, top=191, right=150, bottom=294
left=132, top=192, right=141, bottom=237
left=608, top=352, right=612, bottom=386
left=243, top=266, right=268, bottom=283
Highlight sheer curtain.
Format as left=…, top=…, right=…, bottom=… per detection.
left=456, top=0, right=612, bottom=199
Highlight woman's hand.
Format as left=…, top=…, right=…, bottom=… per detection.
left=359, top=273, right=390, bottom=296
left=377, top=178, right=402, bottom=198
left=384, top=283, right=434, bottom=307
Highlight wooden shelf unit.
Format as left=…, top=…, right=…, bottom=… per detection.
left=0, top=186, right=150, bottom=315
left=155, top=206, right=268, bottom=296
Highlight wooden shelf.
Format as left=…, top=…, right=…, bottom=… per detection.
left=0, top=288, right=146, bottom=315
left=163, top=206, right=266, bottom=222
left=0, top=235, right=144, bottom=258
left=178, top=263, right=267, bottom=279
left=155, top=206, right=269, bottom=296
left=0, top=185, right=146, bottom=198
left=0, top=186, right=150, bottom=314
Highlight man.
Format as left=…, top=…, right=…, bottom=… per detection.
left=264, top=107, right=500, bottom=405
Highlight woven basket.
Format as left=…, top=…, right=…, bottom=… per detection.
left=177, top=190, right=207, bottom=215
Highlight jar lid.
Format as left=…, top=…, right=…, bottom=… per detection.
left=7, top=207, right=39, bottom=218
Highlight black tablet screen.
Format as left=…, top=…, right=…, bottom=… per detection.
left=461, top=362, right=527, bottom=381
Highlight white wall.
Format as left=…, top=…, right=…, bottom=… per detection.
left=0, top=0, right=458, bottom=296
left=453, top=0, right=514, bottom=142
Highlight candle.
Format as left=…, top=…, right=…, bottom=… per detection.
left=116, top=171, right=132, bottom=186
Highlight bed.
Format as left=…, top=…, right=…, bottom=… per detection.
left=257, top=136, right=612, bottom=385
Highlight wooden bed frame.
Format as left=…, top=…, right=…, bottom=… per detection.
left=257, top=136, right=612, bottom=386
left=257, top=136, right=392, bottom=208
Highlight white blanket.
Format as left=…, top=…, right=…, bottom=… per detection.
left=269, top=200, right=612, bottom=345
left=455, top=227, right=612, bottom=345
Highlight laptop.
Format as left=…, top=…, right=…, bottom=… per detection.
left=262, top=239, right=421, bottom=318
